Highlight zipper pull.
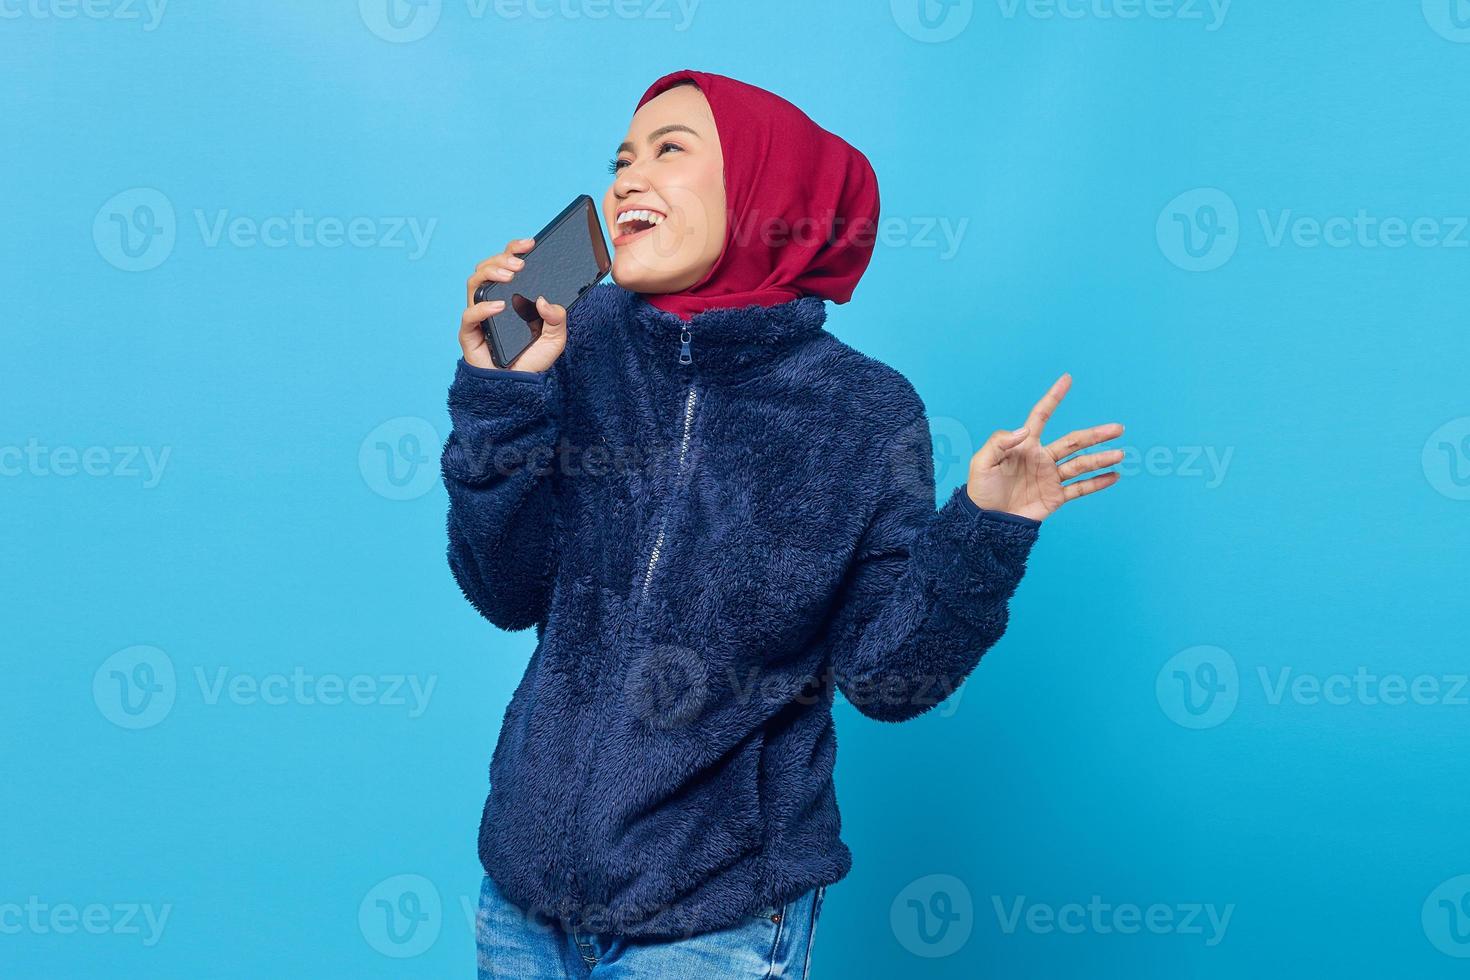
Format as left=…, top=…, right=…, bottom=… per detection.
left=679, top=328, right=693, bottom=365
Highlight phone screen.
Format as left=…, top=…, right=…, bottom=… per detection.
left=477, top=196, right=612, bottom=368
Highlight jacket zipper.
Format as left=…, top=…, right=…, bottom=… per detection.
left=639, top=326, right=697, bottom=601
left=565, top=325, right=695, bottom=918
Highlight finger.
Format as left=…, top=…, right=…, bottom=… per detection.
left=467, top=259, right=520, bottom=303
left=473, top=257, right=522, bottom=280
left=460, top=301, right=506, bottom=328
left=459, top=302, right=506, bottom=349
left=476, top=245, right=530, bottom=274
left=1057, top=449, right=1124, bottom=481
left=1025, top=373, right=1072, bottom=436
left=466, top=240, right=534, bottom=302
left=1047, top=422, right=1125, bottom=462
left=470, top=264, right=517, bottom=295
left=1062, top=470, right=1121, bottom=502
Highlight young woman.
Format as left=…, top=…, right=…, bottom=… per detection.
left=446, top=69, right=1124, bottom=979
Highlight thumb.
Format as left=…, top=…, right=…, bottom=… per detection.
left=536, top=296, right=567, bottom=338
left=974, top=425, right=1029, bottom=467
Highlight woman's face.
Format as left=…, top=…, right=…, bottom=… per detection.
left=603, top=84, right=727, bottom=295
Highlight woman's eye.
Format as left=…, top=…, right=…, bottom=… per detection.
left=608, top=143, right=681, bottom=174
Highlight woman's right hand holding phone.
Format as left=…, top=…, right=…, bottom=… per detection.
left=460, top=238, right=569, bottom=373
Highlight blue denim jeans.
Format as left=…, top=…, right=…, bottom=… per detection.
left=475, top=874, right=826, bottom=979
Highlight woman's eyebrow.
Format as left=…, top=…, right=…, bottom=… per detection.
left=616, top=124, right=701, bottom=155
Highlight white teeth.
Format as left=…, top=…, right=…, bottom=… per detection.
left=617, top=209, right=664, bottom=229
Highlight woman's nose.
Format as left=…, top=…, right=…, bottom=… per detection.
left=613, top=166, right=649, bottom=198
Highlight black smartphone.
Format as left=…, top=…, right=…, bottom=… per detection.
left=474, top=195, right=612, bottom=369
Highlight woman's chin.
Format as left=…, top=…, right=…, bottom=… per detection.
left=611, top=259, right=696, bottom=296
left=610, top=266, right=655, bottom=293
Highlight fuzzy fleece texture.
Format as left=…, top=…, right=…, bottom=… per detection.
left=441, top=284, right=1040, bottom=939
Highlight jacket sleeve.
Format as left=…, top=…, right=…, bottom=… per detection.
left=829, top=412, right=1041, bottom=722
left=441, top=357, right=564, bottom=632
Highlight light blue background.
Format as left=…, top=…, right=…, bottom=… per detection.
left=6, top=1, right=1470, bottom=976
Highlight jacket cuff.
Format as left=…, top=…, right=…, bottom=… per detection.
left=456, top=357, right=549, bottom=384
left=917, top=486, right=1041, bottom=616
left=448, top=358, right=560, bottom=422
left=955, top=483, right=1043, bottom=529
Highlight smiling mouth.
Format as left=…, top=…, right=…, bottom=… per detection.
left=613, top=208, right=666, bottom=246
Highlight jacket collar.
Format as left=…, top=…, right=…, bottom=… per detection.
left=625, top=289, right=829, bottom=377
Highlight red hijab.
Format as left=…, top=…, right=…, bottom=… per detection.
left=633, top=70, right=881, bottom=321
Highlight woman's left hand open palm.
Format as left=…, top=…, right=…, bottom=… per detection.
left=966, top=374, right=1125, bottom=523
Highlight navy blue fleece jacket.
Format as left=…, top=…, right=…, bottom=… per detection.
left=442, top=284, right=1040, bottom=939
